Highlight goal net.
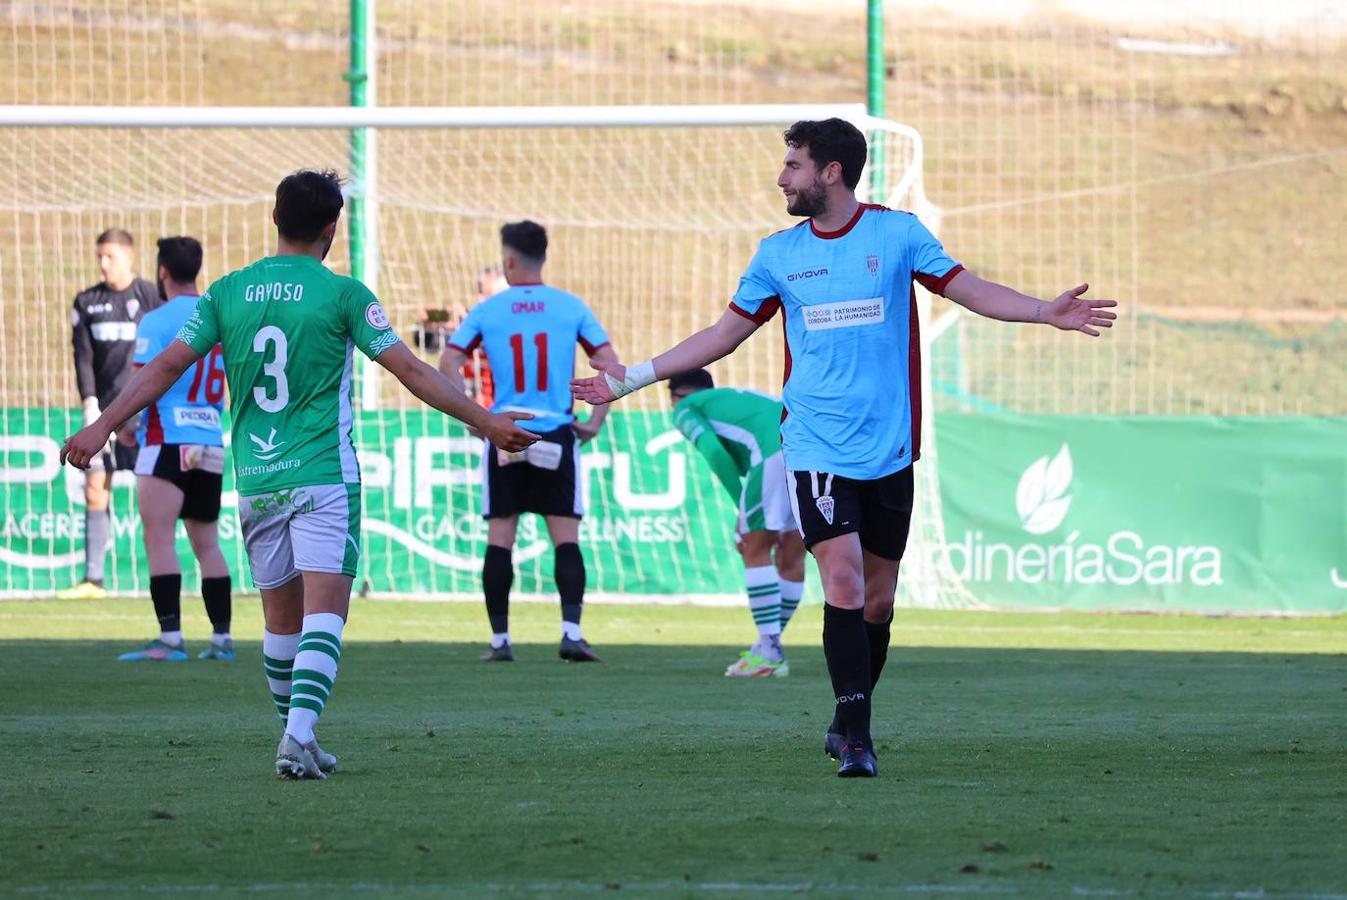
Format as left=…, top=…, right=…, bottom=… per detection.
left=0, top=104, right=976, bottom=607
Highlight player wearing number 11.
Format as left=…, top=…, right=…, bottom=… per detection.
left=62, top=169, right=539, bottom=780
left=439, top=221, right=617, bottom=664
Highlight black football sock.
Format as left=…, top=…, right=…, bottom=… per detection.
left=201, top=575, right=232, bottom=635
left=831, top=611, right=896, bottom=734
left=867, top=611, right=895, bottom=692
left=822, top=603, right=871, bottom=746
left=149, top=573, right=183, bottom=635
left=482, top=545, right=513, bottom=636
left=554, top=542, right=586, bottom=630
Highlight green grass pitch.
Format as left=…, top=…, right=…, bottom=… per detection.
left=2, top=598, right=1344, bottom=898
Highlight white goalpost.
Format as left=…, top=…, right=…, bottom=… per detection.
left=0, top=102, right=975, bottom=608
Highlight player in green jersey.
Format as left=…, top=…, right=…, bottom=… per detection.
left=669, top=369, right=806, bottom=678
left=62, top=170, right=538, bottom=780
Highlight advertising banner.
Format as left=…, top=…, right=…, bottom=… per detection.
left=4, top=409, right=1345, bottom=613
left=937, top=414, right=1347, bottom=613
left=0, top=409, right=742, bottom=599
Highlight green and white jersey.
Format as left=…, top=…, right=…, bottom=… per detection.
left=177, top=255, right=400, bottom=495
left=671, top=387, right=783, bottom=499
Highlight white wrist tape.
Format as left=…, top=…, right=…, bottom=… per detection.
left=82, top=397, right=101, bottom=427
left=602, top=360, right=656, bottom=400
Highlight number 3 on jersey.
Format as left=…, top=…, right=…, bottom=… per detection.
left=253, top=325, right=289, bottom=413
left=508, top=332, right=548, bottom=392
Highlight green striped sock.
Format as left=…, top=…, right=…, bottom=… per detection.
left=745, top=565, right=782, bottom=638
left=262, top=630, right=301, bottom=724
left=780, top=579, right=804, bottom=629
left=285, top=613, right=344, bottom=744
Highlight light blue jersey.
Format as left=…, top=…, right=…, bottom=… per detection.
left=728, top=205, right=963, bottom=480
left=448, top=283, right=610, bottom=433
left=133, top=293, right=224, bottom=447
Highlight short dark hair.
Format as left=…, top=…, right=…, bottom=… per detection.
left=156, top=236, right=203, bottom=283
left=500, top=220, right=548, bottom=263
left=274, top=169, right=344, bottom=242
left=783, top=118, right=868, bottom=191
left=667, top=368, right=715, bottom=393
left=96, top=228, right=134, bottom=248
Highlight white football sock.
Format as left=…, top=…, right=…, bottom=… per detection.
left=745, top=565, right=782, bottom=638
left=285, top=613, right=345, bottom=745
left=780, top=579, right=805, bottom=628
left=263, top=630, right=302, bottom=724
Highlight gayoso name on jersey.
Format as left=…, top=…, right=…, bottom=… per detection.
left=244, top=282, right=305, bottom=303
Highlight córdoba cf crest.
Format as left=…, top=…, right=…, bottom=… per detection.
left=815, top=495, right=835, bottom=525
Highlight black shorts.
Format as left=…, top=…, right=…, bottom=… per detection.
left=789, top=465, right=915, bottom=561
left=482, top=425, right=582, bottom=520
left=90, top=441, right=139, bottom=472
left=133, top=444, right=224, bottom=523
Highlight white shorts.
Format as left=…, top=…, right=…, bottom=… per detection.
left=238, top=483, right=361, bottom=588
left=738, top=450, right=797, bottom=535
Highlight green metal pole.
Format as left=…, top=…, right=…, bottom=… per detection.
left=346, top=0, right=369, bottom=285
left=346, top=0, right=381, bottom=408
left=867, top=0, right=888, bottom=201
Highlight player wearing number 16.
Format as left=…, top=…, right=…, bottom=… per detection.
left=115, top=236, right=234, bottom=664
left=61, top=170, right=539, bottom=780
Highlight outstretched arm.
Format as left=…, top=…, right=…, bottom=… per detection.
left=377, top=343, right=537, bottom=451
left=571, top=309, right=759, bottom=406
left=61, top=339, right=200, bottom=469
left=942, top=271, right=1117, bottom=336
left=437, top=345, right=469, bottom=393
left=572, top=342, right=620, bottom=440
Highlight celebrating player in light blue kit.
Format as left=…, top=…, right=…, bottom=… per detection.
left=440, top=221, right=619, bottom=663
left=574, top=118, right=1116, bottom=777
left=116, top=237, right=234, bottom=662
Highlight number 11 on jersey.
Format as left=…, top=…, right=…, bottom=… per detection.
left=508, top=332, right=548, bottom=392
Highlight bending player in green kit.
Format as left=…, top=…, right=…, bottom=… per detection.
left=62, top=170, right=538, bottom=780
left=668, top=369, right=806, bottom=677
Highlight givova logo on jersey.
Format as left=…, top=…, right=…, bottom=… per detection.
left=945, top=444, right=1224, bottom=588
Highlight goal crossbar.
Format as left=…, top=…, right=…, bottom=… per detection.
left=0, top=103, right=871, bottom=130
left=0, top=101, right=966, bottom=607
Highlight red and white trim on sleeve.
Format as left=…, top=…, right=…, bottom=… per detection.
left=447, top=335, right=482, bottom=355
left=728, top=296, right=782, bottom=326
left=579, top=338, right=610, bottom=358
left=915, top=263, right=965, bottom=297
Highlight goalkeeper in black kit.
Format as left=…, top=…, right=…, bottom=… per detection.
left=61, top=229, right=162, bottom=598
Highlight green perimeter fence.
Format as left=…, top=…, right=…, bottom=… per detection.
left=3, top=408, right=1344, bottom=614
